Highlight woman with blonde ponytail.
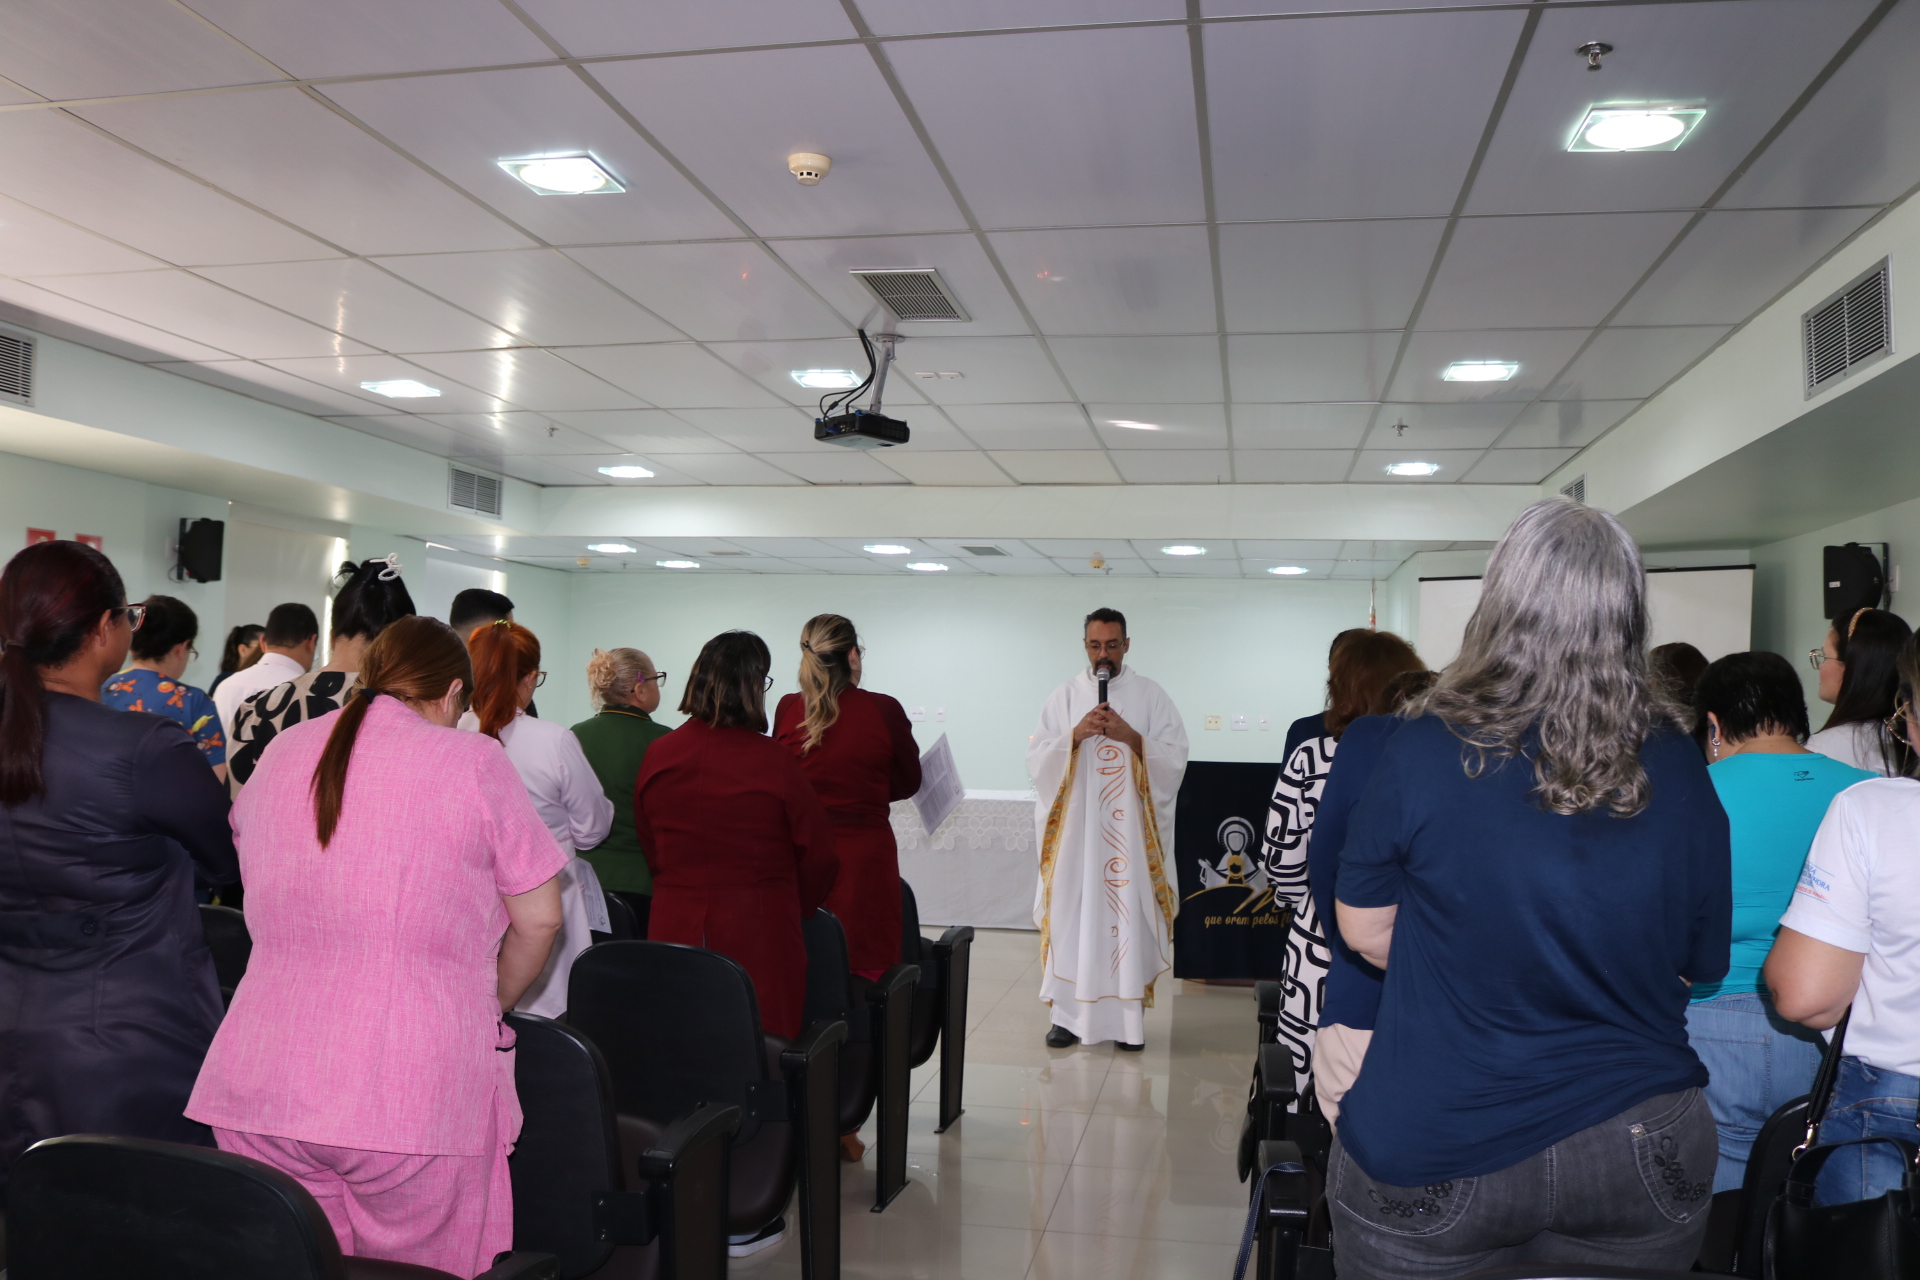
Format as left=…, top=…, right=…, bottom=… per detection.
left=773, top=614, right=920, bottom=980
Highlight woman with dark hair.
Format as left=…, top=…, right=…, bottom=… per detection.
left=102, top=593, right=227, bottom=780
left=0, top=541, right=236, bottom=1195
left=188, top=616, right=563, bottom=1276
left=208, top=623, right=265, bottom=696
left=1260, top=629, right=1424, bottom=1097
left=1685, top=651, right=1869, bottom=1192
left=227, top=557, right=415, bottom=793
left=1806, top=607, right=1913, bottom=776
left=1329, top=498, right=1731, bottom=1275
left=466, top=620, right=611, bottom=1019
left=636, top=631, right=838, bottom=1044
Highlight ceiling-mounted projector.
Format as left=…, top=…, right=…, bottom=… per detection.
left=814, top=330, right=910, bottom=449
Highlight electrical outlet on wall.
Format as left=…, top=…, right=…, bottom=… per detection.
left=1258, top=715, right=1271, bottom=731
left=1204, top=714, right=1222, bottom=731
left=935, top=708, right=946, bottom=722
left=910, top=707, right=927, bottom=722
left=1231, top=715, right=1248, bottom=731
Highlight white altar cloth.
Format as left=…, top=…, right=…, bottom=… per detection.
left=892, top=788, right=1041, bottom=931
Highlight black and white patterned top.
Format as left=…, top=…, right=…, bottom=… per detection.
left=1262, top=735, right=1337, bottom=1078
left=227, top=670, right=359, bottom=794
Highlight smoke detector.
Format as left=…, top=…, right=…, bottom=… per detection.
left=788, top=153, right=831, bottom=185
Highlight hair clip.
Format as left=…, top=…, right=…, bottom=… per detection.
left=801, top=641, right=815, bottom=653
left=493, top=618, right=511, bottom=628
left=375, top=553, right=403, bottom=582
left=1847, top=606, right=1872, bottom=639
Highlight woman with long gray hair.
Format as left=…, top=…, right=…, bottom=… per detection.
left=1327, top=497, right=1732, bottom=1278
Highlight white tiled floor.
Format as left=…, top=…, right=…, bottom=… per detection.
left=737, top=929, right=1257, bottom=1280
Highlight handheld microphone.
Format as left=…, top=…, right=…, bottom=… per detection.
left=1096, top=662, right=1112, bottom=707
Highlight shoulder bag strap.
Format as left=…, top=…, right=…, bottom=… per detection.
left=1797, top=1007, right=1851, bottom=1157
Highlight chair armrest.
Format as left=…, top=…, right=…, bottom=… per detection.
left=636, top=1102, right=742, bottom=1180
left=1256, top=1043, right=1298, bottom=1109
left=864, top=963, right=920, bottom=1005
left=934, top=925, right=975, bottom=952
left=1254, top=981, right=1281, bottom=1045
left=782, top=1018, right=850, bottom=1075
left=1254, top=1140, right=1312, bottom=1228
left=475, top=1251, right=560, bottom=1280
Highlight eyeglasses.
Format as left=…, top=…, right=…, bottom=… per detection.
left=532, top=671, right=548, bottom=689
left=1085, top=639, right=1126, bottom=652
left=1808, top=648, right=1834, bottom=672
left=637, top=671, right=668, bottom=685
left=763, top=675, right=775, bottom=692
left=1888, top=698, right=1911, bottom=740
left=118, top=604, right=147, bottom=631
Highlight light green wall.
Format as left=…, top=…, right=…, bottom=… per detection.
left=567, top=573, right=1376, bottom=790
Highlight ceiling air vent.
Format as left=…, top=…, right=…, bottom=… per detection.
left=850, top=268, right=970, bottom=322
left=1804, top=258, right=1891, bottom=397
left=448, top=465, right=503, bottom=517
left=0, top=329, right=33, bottom=406
left=960, top=544, right=1008, bottom=556
left=1560, top=475, right=1586, bottom=504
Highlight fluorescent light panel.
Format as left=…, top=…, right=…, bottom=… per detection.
left=1442, top=361, right=1518, bottom=382
left=1267, top=565, right=1310, bottom=576
left=1569, top=105, right=1706, bottom=152
left=863, top=544, right=912, bottom=555
left=497, top=153, right=625, bottom=194
left=587, top=543, right=635, bottom=554
left=906, top=562, right=948, bottom=572
left=360, top=378, right=440, bottom=398
left=792, top=368, right=861, bottom=389
left=597, top=464, right=654, bottom=479
left=1385, top=461, right=1441, bottom=477
left=656, top=559, right=699, bottom=570
left=1161, top=545, right=1206, bottom=556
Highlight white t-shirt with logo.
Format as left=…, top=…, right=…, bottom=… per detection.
left=1781, top=776, right=1920, bottom=1076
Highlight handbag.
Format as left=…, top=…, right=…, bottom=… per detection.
left=1764, top=1009, right=1920, bottom=1279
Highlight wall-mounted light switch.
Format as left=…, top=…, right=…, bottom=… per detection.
left=1231, top=715, right=1249, bottom=731
left=910, top=707, right=927, bottom=722
left=1258, top=715, right=1271, bottom=731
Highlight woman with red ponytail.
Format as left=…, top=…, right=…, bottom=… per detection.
left=0, top=540, right=237, bottom=1197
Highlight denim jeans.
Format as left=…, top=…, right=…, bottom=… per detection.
left=1328, top=1089, right=1716, bottom=1279
left=1814, top=1057, right=1920, bottom=1206
left=1685, top=990, right=1825, bottom=1192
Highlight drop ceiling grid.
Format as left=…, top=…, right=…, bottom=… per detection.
left=0, top=0, right=1899, bottom=490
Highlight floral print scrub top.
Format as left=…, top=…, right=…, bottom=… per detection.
left=101, top=667, right=227, bottom=767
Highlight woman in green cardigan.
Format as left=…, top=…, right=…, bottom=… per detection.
left=571, top=647, right=671, bottom=935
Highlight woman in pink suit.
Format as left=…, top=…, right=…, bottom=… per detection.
left=188, top=616, right=564, bottom=1277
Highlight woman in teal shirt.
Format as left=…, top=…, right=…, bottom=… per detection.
left=1689, top=650, right=1874, bottom=1190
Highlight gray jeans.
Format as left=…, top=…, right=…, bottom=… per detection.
left=1329, top=1088, right=1717, bottom=1279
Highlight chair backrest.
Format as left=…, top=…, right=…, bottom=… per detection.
left=567, top=942, right=771, bottom=1135
left=801, top=909, right=869, bottom=1043
left=900, top=880, right=933, bottom=969
left=599, top=891, right=637, bottom=941
left=506, top=1013, right=621, bottom=1279
left=198, top=903, right=253, bottom=994
left=9, top=1134, right=344, bottom=1280
left=900, top=881, right=942, bottom=1067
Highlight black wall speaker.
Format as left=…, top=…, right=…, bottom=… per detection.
left=1823, top=542, right=1886, bottom=622
left=177, top=518, right=224, bottom=583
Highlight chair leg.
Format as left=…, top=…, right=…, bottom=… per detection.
left=784, top=1022, right=846, bottom=1280
left=867, top=965, right=920, bottom=1212
left=933, top=927, right=974, bottom=1134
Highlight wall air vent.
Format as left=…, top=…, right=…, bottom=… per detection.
left=1560, top=475, right=1586, bottom=504
left=850, top=268, right=970, bottom=322
left=1804, top=258, right=1891, bottom=397
left=0, top=329, right=34, bottom=406
left=448, top=465, right=503, bottom=517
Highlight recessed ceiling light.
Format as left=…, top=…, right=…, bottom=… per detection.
left=360, top=378, right=440, bottom=398
left=791, top=368, right=861, bottom=389
left=587, top=543, right=636, bottom=554
left=1161, top=545, right=1206, bottom=556
left=1442, top=361, right=1519, bottom=382
left=597, top=464, right=654, bottom=479
left=655, top=559, right=699, bottom=570
left=1569, top=105, right=1705, bottom=153
left=497, top=153, right=625, bottom=195
left=906, top=562, right=949, bottom=572
left=1267, top=565, right=1310, bottom=576
left=1108, top=419, right=1162, bottom=431
left=1385, top=461, right=1442, bottom=477
left=864, top=544, right=912, bottom=555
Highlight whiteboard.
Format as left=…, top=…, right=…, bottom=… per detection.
left=1417, top=567, right=1755, bottom=668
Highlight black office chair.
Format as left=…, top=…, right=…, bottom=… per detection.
left=198, top=903, right=252, bottom=1007
left=899, top=881, right=975, bottom=1133
left=800, top=910, right=917, bottom=1211
left=7, top=1133, right=556, bottom=1279
left=1461, top=1268, right=1702, bottom=1279
left=566, top=941, right=845, bottom=1280
left=1245, top=1139, right=1332, bottom=1280
left=592, top=891, right=638, bottom=945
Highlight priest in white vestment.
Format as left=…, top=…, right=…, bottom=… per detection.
left=1028, top=608, right=1188, bottom=1050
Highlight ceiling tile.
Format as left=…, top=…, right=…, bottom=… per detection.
left=1235, top=540, right=1344, bottom=559
left=1050, top=336, right=1222, bottom=401
left=731, top=538, right=851, bottom=557
left=1231, top=450, right=1356, bottom=482
left=782, top=557, right=923, bottom=574
left=1545, top=326, right=1732, bottom=401
left=1110, top=450, right=1231, bottom=483
left=1025, top=539, right=1142, bottom=558
left=75, top=90, right=535, bottom=256
left=155, top=359, right=400, bottom=416
left=1462, top=448, right=1580, bottom=484
left=1226, top=332, right=1399, bottom=401
left=755, top=450, right=910, bottom=484
left=407, top=349, right=648, bottom=412
left=375, top=248, right=683, bottom=347
left=860, top=0, right=1180, bottom=36
left=591, top=45, right=966, bottom=240
left=32, top=269, right=377, bottom=359
left=1241, top=559, right=1335, bottom=579
left=873, top=451, right=1015, bottom=486
left=559, top=344, right=791, bottom=408
left=1420, top=213, right=1692, bottom=330
left=992, top=225, right=1217, bottom=336
left=1054, top=556, right=1155, bottom=576
left=1465, top=0, right=1882, bottom=215
left=1368, top=402, right=1524, bottom=450
left=513, top=0, right=855, bottom=56
left=187, top=0, right=555, bottom=78
left=320, top=66, right=738, bottom=246
left=1499, top=399, right=1640, bottom=449
left=990, top=451, right=1123, bottom=484
left=886, top=25, right=1205, bottom=227
left=1612, top=208, right=1880, bottom=327
left=569, top=243, right=846, bottom=342
left=0, top=112, right=337, bottom=266
left=542, top=455, right=712, bottom=485
left=1208, top=8, right=1527, bottom=221
left=940, top=403, right=1098, bottom=451
left=771, top=233, right=1029, bottom=337
left=1219, top=220, right=1442, bottom=333
left=1204, top=0, right=1479, bottom=12
left=0, top=195, right=161, bottom=276
left=668, top=406, right=825, bottom=452
left=0, top=278, right=237, bottom=362
left=414, top=411, right=621, bottom=457
left=0, top=0, right=282, bottom=98
left=541, top=409, right=733, bottom=453
left=326, top=413, right=466, bottom=454
left=958, top=556, right=1068, bottom=576
left=1353, top=449, right=1487, bottom=483
left=1089, top=403, right=1228, bottom=450
left=460, top=453, right=591, bottom=486
left=655, top=453, right=808, bottom=485
left=194, top=258, right=518, bottom=353
left=874, top=336, right=1072, bottom=404
left=1330, top=559, right=1406, bottom=580
left=698, top=337, right=916, bottom=406
left=1231, top=403, right=1374, bottom=450
left=916, top=538, right=1050, bottom=560
left=1335, top=541, right=1448, bottom=561
left=262, top=353, right=509, bottom=413
left=1386, top=328, right=1589, bottom=403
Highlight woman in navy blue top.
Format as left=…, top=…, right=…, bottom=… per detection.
left=1329, top=497, right=1732, bottom=1279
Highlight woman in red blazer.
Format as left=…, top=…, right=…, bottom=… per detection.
left=634, top=631, right=837, bottom=1040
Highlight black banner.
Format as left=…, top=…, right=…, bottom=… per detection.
left=1172, top=760, right=1288, bottom=979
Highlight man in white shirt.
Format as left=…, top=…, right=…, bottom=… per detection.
left=1028, top=608, right=1188, bottom=1050
left=213, top=602, right=319, bottom=740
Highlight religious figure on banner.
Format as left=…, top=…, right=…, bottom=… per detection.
left=1027, top=607, right=1189, bottom=1050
